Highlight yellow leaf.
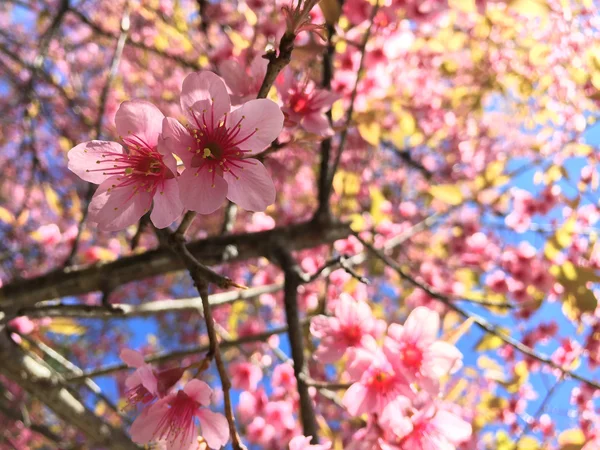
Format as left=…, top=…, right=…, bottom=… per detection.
left=529, top=44, right=550, bottom=66
left=475, top=332, right=507, bottom=352
left=0, top=207, right=15, bottom=224
left=509, top=0, right=550, bottom=18
left=46, top=318, right=86, bottom=336
left=517, top=436, right=540, bottom=450
left=558, top=428, right=585, bottom=450
left=370, top=187, right=389, bottom=225
left=59, top=136, right=72, bottom=152
left=429, top=184, right=464, bottom=206
left=44, top=185, right=62, bottom=216
left=154, top=35, right=169, bottom=52
left=320, top=0, right=341, bottom=25
left=358, top=122, right=380, bottom=146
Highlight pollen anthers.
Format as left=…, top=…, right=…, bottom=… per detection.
left=185, top=106, right=259, bottom=183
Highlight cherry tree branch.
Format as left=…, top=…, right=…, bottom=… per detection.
left=20, top=283, right=282, bottom=319
left=1, top=220, right=351, bottom=315
left=270, top=246, right=320, bottom=443
left=0, top=334, right=139, bottom=449
left=316, top=1, right=380, bottom=220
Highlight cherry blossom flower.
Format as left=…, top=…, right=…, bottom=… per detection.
left=380, top=398, right=472, bottom=450
left=342, top=336, right=413, bottom=416
left=68, top=100, right=183, bottom=231
left=120, top=349, right=184, bottom=408
left=130, top=379, right=229, bottom=450
left=162, top=71, right=283, bottom=214
left=230, top=361, right=263, bottom=391
left=219, top=55, right=268, bottom=104
left=310, top=294, right=385, bottom=362
left=277, top=69, right=339, bottom=137
left=289, top=435, right=332, bottom=450
left=383, top=306, right=463, bottom=392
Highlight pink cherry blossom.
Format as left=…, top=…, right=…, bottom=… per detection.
left=383, top=306, right=463, bottom=392
left=310, top=294, right=385, bottom=362
left=120, top=349, right=184, bottom=408
left=162, top=71, right=284, bottom=214
left=277, top=69, right=339, bottom=137
left=219, top=55, right=268, bottom=104
left=380, top=400, right=472, bottom=450
left=342, top=336, right=413, bottom=417
left=130, top=379, right=229, bottom=450
left=230, top=361, right=263, bottom=391
left=289, top=435, right=332, bottom=450
left=68, top=100, right=183, bottom=231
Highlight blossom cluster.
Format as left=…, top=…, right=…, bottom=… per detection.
left=119, top=348, right=229, bottom=450
left=67, top=65, right=339, bottom=232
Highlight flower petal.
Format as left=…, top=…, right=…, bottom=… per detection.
left=151, top=178, right=183, bottom=228
left=403, top=306, right=439, bottom=345
left=223, top=159, right=275, bottom=211
left=178, top=166, right=228, bottom=214
left=197, top=408, right=230, bottom=449
left=88, top=177, right=153, bottom=231
left=218, top=60, right=247, bottom=96
left=431, top=410, right=472, bottom=444
left=137, top=365, right=159, bottom=396
left=68, top=140, right=124, bottom=184
left=184, top=379, right=213, bottom=406
left=115, top=100, right=164, bottom=146
left=130, top=400, right=169, bottom=444
left=180, top=71, right=230, bottom=124
left=426, top=341, right=463, bottom=378
left=301, top=113, right=333, bottom=136
left=120, top=348, right=145, bottom=368
left=226, top=99, right=284, bottom=153
left=161, top=117, right=195, bottom=167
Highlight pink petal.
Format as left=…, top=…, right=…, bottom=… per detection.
left=226, top=99, right=284, bottom=153
left=431, top=410, right=472, bottom=444
left=197, top=408, right=230, bottom=449
left=162, top=117, right=195, bottom=167
left=137, top=365, right=159, bottom=396
left=249, top=55, right=268, bottom=80
left=301, top=113, right=333, bottom=136
left=180, top=71, right=230, bottom=124
left=223, top=159, right=275, bottom=212
left=130, top=400, right=169, bottom=444
left=386, top=323, right=404, bottom=341
left=310, top=90, right=340, bottom=110
left=120, top=349, right=145, bottom=368
left=178, top=166, right=228, bottom=214
left=68, top=140, right=124, bottom=184
left=309, top=315, right=334, bottom=338
left=184, top=379, right=213, bottom=406
left=151, top=178, right=183, bottom=228
left=218, top=60, right=247, bottom=96
left=403, top=306, right=439, bottom=346
left=115, top=100, right=164, bottom=146
left=425, top=342, right=463, bottom=378
left=342, top=382, right=373, bottom=416
left=88, top=177, right=152, bottom=231
left=289, top=436, right=313, bottom=450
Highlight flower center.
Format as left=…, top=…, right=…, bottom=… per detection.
left=186, top=105, right=260, bottom=186
left=400, top=343, right=423, bottom=369
left=85, top=134, right=174, bottom=202
left=153, top=391, right=197, bottom=447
